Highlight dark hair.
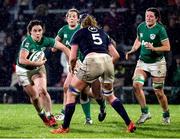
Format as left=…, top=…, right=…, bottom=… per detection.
left=146, top=7, right=161, bottom=23
left=81, top=15, right=99, bottom=28
left=66, top=8, right=80, bottom=19
left=27, top=20, right=45, bottom=34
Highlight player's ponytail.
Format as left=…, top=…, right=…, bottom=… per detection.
left=81, top=15, right=99, bottom=28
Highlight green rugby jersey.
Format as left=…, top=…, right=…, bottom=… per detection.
left=16, top=35, right=55, bottom=69
left=137, top=22, right=168, bottom=63
left=57, top=24, right=84, bottom=62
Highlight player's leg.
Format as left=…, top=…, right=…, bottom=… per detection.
left=80, top=88, right=92, bottom=124
left=51, top=76, right=88, bottom=134
left=133, top=68, right=151, bottom=124
left=91, top=79, right=106, bottom=122
left=151, top=58, right=170, bottom=124
left=35, top=72, right=57, bottom=127
left=152, top=77, right=170, bottom=124
left=102, top=82, right=136, bottom=133
left=55, top=73, right=73, bottom=121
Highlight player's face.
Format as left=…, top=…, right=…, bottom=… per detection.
left=30, top=25, right=43, bottom=42
left=66, top=11, right=79, bottom=27
left=145, top=11, right=157, bottom=27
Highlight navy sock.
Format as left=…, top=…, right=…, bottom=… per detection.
left=96, top=99, right=106, bottom=112
left=62, top=103, right=76, bottom=129
left=111, top=99, right=131, bottom=126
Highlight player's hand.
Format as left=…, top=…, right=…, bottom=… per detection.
left=125, top=51, right=131, bottom=60
left=36, top=58, right=47, bottom=66
left=51, top=47, right=58, bottom=52
left=145, top=42, right=155, bottom=51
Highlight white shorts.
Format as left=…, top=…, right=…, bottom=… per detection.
left=136, top=57, right=167, bottom=77
left=16, top=65, right=46, bottom=86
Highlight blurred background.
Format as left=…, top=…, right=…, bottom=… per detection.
left=0, top=0, right=179, bottom=104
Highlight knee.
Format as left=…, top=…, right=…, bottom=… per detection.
left=133, top=82, right=143, bottom=92
left=154, top=89, right=164, bottom=99
left=105, top=95, right=116, bottom=104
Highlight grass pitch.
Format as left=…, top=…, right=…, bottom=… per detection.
left=0, top=104, right=180, bottom=138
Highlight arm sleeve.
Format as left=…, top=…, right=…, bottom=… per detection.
left=159, top=26, right=168, bottom=42
left=57, top=27, right=64, bottom=39
left=46, top=37, right=55, bottom=48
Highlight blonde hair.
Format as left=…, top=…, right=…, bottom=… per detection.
left=81, top=15, right=99, bottom=28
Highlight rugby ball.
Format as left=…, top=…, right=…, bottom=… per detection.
left=29, top=51, right=45, bottom=62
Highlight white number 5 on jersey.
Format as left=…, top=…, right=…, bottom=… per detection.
left=92, top=33, right=103, bottom=45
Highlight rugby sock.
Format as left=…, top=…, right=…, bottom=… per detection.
left=62, top=103, right=76, bottom=129
left=111, top=99, right=131, bottom=126
left=141, top=106, right=149, bottom=114
left=163, top=110, right=170, bottom=118
left=61, top=109, right=65, bottom=114
left=96, top=99, right=106, bottom=112
left=81, top=101, right=91, bottom=119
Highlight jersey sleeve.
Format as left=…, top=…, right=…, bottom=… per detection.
left=159, top=26, right=168, bottom=42
left=45, top=37, right=55, bottom=48
left=57, top=27, right=64, bottom=39
left=20, top=38, right=31, bottom=52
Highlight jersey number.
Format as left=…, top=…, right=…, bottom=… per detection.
left=92, top=33, right=103, bottom=45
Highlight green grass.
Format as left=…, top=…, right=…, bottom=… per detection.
left=0, top=104, right=180, bottom=138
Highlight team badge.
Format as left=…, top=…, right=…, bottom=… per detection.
left=150, top=34, right=156, bottom=40
left=88, top=27, right=98, bottom=32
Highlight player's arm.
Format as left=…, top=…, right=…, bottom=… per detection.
left=69, top=44, right=78, bottom=73
left=145, top=39, right=170, bottom=52
left=108, top=43, right=120, bottom=64
left=125, top=36, right=141, bottom=60
left=19, top=49, right=46, bottom=67
left=54, top=40, right=70, bottom=61
left=51, top=36, right=62, bottom=52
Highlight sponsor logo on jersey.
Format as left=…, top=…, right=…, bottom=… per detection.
left=24, top=42, right=30, bottom=48
left=64, top=34, right=67, bottom=38
left=140, top=33, right=143, bottom=38
left=150, top=34, right=156, bottom=40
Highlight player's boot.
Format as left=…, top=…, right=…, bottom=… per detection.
left=48, top=114, right=58, bottom=127
left=136, top=112, right=151, bottom=124
left=84, top=118, right=93, bottom=125
left=98, top=108, right=106, bottom=122
left=162, top=117, right=170, bottom=125
left=127, top=121, right=136, bottom=133
left=50, top=125, right=69, bottom=134
left=38, top=113, right=50, bottom=126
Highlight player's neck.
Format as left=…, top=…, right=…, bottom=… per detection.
left=69, top=24, right=78, bottom=29
left=147, top=22, right=156, bottom=28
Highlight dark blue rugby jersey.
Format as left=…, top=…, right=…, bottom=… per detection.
left=70, top=26, right=111, bottom=57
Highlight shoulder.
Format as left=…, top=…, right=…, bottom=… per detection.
left=58, top=25, right=68, bottom=33
left=21, top=36, right=31, bottom=47
left=137, top=22, right=146, bottom=29
left=156, top=23, right=166, bottom=30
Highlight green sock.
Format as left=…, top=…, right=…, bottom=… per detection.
left=163, top=110, right=170, bottom=118
left=141, top=106, right=149, bottom=114
left=81, top=101, right=91, bottom=119
left=61, top=109, right=65, bottom=114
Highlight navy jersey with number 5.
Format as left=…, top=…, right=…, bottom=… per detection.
left=70, top=26, right=111, bottom=57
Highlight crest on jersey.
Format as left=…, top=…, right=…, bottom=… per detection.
left=64, top=34, right=67, bottom=38
left=24, top=42, right=30, bottom=48
left=150, top=34, right=156, bottom=40
left=88, top=27, right=98, bottom=32
left=140, top=33, right=143, bottom=38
